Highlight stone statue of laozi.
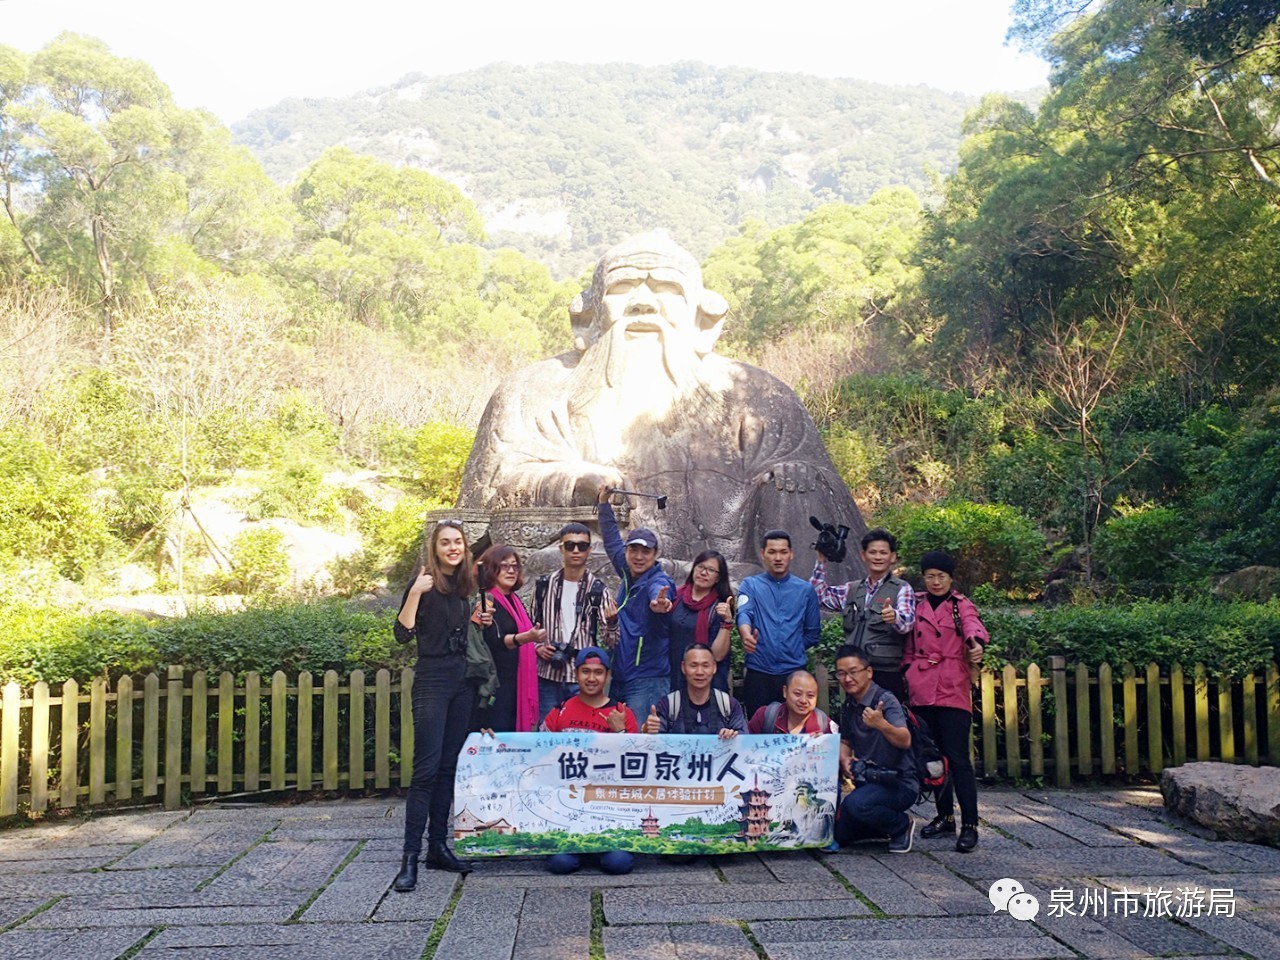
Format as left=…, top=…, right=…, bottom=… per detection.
left=457, top=231, right=867, bottom=576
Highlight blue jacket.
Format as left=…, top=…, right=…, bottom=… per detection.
left=735, top=570, right=821, bottom=675
left=599, top=502, right=675, bottom=683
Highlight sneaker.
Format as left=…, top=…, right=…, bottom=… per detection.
left=956, top=824, right=979, bottom=853
left=888, top=817, right=915, bottom=854
left=921, top=815, right=955, bottom=839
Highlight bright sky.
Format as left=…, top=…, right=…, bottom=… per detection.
left=4, top=1, right=1049, bottom=124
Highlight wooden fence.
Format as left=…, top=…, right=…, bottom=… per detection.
left=2, top=659, right=1278, bottom=815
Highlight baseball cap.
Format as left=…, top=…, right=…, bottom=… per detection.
left=625, top=528, right=658, bottom=550
left=575, top=646, right=612, bottom=669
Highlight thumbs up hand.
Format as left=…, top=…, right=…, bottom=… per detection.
left=642, top=704, right=661, bottom=734
left=880, top=599, right=896, bottom=624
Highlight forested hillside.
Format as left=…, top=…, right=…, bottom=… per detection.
left=233, top=62, right=985, bottom=271
left=3, top=1, right=1280, bottom=686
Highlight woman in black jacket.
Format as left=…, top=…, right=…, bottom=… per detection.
left=392, top=519, right=487, bottom=891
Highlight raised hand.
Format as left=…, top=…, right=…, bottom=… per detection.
left=650, top=585, right=673, bottom=614
left=410, top=570, right=434, bottom=595
left=607, top=703, right=629, bottom=733
left=863, top=701, right=887, bottom=731
left=642, top=705, right=661, bottom=734
left=521, top=625, right=548, bottom=646
left=880, top=599, right=896, bottom=624
left=714, top=600, right=732, bottom=620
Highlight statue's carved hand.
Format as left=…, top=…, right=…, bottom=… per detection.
left=755, top=461, right=811, bottom=494
left=571, top=469, right=621, bottom=506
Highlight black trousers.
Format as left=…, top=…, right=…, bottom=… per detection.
left=741, top=669, right=792, bottom=720
left=913, top=704, right=979, bottom=826
left=403, top=656, right=472, bottom=857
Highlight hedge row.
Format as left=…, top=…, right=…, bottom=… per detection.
left=3, top=598, right=1279, bottom=687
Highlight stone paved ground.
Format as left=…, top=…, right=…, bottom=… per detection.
left=1, top=787, right=1278, bottom=959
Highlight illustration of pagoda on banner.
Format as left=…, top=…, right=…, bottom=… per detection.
left=736, top=774, right=773, bottom=842
left=640, top=807, right=660, bottom=838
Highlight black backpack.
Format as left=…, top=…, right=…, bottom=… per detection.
left=666, top=689, right=733, bottom=731
left=902, top=704, right=948, bottom=802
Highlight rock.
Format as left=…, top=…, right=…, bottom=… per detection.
left=1212, top=565, right=1280, bottom=602
left=1161, top=762, right=1280, bottom=844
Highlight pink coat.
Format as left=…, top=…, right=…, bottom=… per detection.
left=903, top=592, right=989, bottom=713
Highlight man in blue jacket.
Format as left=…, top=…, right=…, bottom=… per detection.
left=597, top=484, right=676, bottom=718
left=735, top=529, right=822, bottom=717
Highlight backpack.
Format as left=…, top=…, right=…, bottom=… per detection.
left=666, top=689, right=733, bottom=730
left=897, top=698, right=948, bottom=803
left=762, top=701, right=831, bottom=735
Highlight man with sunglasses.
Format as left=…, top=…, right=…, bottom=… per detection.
left=532, top=522, right=619, bottom=723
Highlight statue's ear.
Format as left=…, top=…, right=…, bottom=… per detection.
left=694, top=290, right=729, bottom=354
left=570, top=293, right=593, bottom=353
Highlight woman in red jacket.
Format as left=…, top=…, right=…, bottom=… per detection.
left=903, top=551, right=988, bottom=853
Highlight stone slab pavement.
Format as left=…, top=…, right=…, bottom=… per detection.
left=1, top=787, right=1277, bottom=959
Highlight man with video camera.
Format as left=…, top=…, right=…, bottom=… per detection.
left=532, top=522, right=619, bottom=723
left=833, top=644, right=917, bottom=854
left=810, top=526, right=915, bottom=701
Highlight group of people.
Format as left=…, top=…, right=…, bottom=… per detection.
left=389, top=486, right=989, bottom=891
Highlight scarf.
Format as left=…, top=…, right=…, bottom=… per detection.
left=490, top=589, right=540, bottom=732
left=675, top=583, right=718, bottom=648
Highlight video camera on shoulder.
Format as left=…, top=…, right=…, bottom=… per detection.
left=809, top=516, right=850, bottom=563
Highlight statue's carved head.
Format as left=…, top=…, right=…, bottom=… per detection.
left=569, top=231, right=729, bottom=357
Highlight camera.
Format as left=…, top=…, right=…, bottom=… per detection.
left=809, top=516, right=850, bottom=563
left=446, top=625, right=466, bottom=655
left=548, top=642, right=573, bottom=667
left=588, top=578, right=605, bottom=615
left=851, top=758, right=899, bottom=788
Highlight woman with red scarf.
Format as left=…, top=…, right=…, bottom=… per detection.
left=474, top=545, right=544, bottom=732
left=667, top=550, right=734, bottom=693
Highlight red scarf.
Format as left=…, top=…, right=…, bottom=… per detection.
left=675, top=583, right=718, bottom=647
left=489, top=589, right=539, bottom=732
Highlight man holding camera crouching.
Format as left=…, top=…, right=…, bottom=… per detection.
left=833, top=644, right=918, bottom=854
left=533, top=523, right=619, bottom=722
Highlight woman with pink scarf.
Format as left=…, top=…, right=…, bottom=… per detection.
left=668, top=550, right=734, bottom=693
left=474, top=545, right=545, bottom=731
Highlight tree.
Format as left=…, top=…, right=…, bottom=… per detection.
left=290, top=147, right=485, bottom=334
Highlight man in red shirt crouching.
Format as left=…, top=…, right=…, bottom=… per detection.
left=540, top=646, right=638, bottom=874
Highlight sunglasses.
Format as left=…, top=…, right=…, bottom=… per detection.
left=561, top=541, right=591, bottom=553
left=436, top=519, right=464, bottom=529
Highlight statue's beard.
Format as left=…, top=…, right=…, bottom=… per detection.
left=567, top=322, right=703, bottom=414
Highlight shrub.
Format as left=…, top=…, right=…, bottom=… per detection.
left=1092, top=505, right=1209, bottom=593
left=413, top=421, right=474, bottom=501
left=208, top=527, right=291, bottom=597
left=0, top=426, right=113, bottom=578
left=0, top=599, right=404, bottom=686
left=876, top=499, right=1046, bottom=593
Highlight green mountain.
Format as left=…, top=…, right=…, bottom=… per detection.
left=233, top=61, right=988, bottom=273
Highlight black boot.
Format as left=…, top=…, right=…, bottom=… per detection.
left=392, top=855, right=418, bottom=892
left=426, top=841, right=473, bottom=874
left=956, top=824, right=979, bottom=853
left=921, top=815, right=956, bottom=839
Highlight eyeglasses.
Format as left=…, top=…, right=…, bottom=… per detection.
left=693, top=565, right=720, bottom=577
left=922, top=573, right=951, bottom=582
left=497, top=562, right=520, bottom=571
left=835, top=667, right=872, bottom=680
left=561, top=541, right=591, bottom=553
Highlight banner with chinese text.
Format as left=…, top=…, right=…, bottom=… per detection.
left=452, top=732, right=839, bottom=856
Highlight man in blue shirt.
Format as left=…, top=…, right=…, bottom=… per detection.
left=597, top=484, right=676, bottom=719
left=735, top=529, right=822, bottom=717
